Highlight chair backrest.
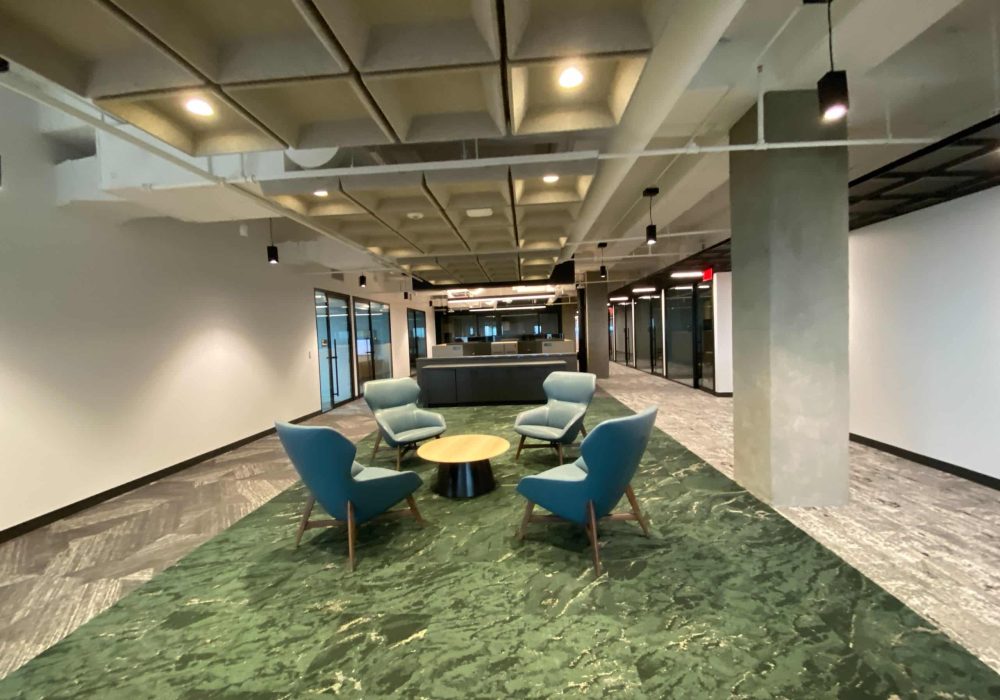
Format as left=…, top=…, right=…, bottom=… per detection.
left=363, top=377, right=421, bottom=411
left=275, top=422, right=356, bottom=521
left=543, top=371, right=597, bottom=407
left=579, top=406, right=658, bottom=517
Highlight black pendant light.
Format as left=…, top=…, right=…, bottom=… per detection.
left=818, top=0, right=848, bottom=122
left=359, top=274, right=367, bottom=288
left=404, top=291, right=410, bottom=300
left=266, top=218, right=278, bottom=264
left=598, top=241, right=608, bottom=279
left=643, top=187, right=659, bottom=246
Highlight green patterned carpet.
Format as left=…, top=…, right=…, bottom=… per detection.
left=2, top=396, right=998, bottom=699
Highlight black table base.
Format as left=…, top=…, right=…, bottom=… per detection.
left=433, top=460, right=497, bottom=498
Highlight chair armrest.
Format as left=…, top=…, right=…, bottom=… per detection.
left=373, top=412, right=400, bottom=442
left=413, top=408, right=447, bottom=430
left=515, top=405, right=549, bottom=428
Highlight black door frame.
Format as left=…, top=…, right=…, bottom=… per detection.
left=314, top=288, right=357, bottom=411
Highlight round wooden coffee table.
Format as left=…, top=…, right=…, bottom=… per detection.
left=417, top=434, right=510, bottom=498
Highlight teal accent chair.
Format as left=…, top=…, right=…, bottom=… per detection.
left=515, top=406, right=657, bottom=576
left=275, top=422, right=425, bottom=571
left=363, top=378, right=447, bottom=469
left=514, top=371, right=597, bottom=464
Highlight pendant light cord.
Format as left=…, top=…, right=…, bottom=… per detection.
left=827, top=0, right=835, bottom=71
left=648, top=195, right=653, bottom=225
left=268, top=218, right=274, bottom=245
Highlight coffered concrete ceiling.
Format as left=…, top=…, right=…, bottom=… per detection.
left=1, top=0, right=996, bottom=286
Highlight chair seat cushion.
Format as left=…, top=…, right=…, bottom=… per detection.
left=394, top=426, right=445, bottom=444
left=514, top=424, right=565, bottom=441
left=526, top=463, right=587, bottom=483
left=351, top=460, right=365, bottom=476
left=355, top=465, right=414, bottom=482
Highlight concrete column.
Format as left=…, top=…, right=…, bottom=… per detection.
left=584, top=273, right=610, bottom=378
left=730, top=90, right=849, bottom=506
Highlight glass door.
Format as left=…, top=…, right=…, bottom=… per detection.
left=314, top=290, right=355, bottom=411
left=634, top=297, right=652, bottom=372
left=666, top=286, right=696, bottom=386
left=696, top=282, right=715, bottom=391
left=613, top=303, right=631, bottom=364
left=354, top=297, right=393, bottom=388
left=407, top=309, right=427, bottom=376
left=650, top=293, right=663, bottom=375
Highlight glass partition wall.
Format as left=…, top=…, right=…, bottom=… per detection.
left=610, top=281, right=717, bottom=392
left=434, top=306, right=562, bottom=343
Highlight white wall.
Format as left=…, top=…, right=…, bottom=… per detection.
left=712, top=271, right=733, bottom=394
left=0, top=92, right=430, bottom=531
left=850, top=186, right=1000, bottom=480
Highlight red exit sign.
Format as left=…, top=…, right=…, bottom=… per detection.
left=702, top=268, right=714, bottom=282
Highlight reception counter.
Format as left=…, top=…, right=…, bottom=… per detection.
left=416, top=353, right=577, bottom=406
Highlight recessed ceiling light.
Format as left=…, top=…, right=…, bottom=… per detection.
left=632, top=287, right=657, bottom=293
left=184, top=98, right=214, bottom=116
left=670, top=271, right=703, bottom=279
left=466, top=207, right=493, bottom=218
left=542, top=174, right=560, bottom=184
left=406, top=212, right=424, bottom=220
left=558, top=66, right=584, bottom=89
left=313, top=189, right=329, bottom=197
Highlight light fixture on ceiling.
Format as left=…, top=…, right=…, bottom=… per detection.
left=598, top=241, right=608, bottom=279
left=818, top=0, right=848, bottom=122
left=266, top=218, right=278, bottom=264
left=632, top=286, right=657, bottom=293
left=359, top=274, right=367, bottom=288
left=466, top=207, right=493, bottom=218
left=404, top=291, right=410, bottom=300
left=609, top=296, right=629, bottom=302
left=643, top=186, right=659, bottom=245
left=184, top=98, right=214, bottom=117
left=542, top=174, right=560, bottom=184
left=313, top=189, right=329, bottom=197
left=670, top=271, right=703, bottom=279
left=471, top=305, right=544, bottom=312
left=558, top=66, right=584, bottom=89
left=406, top=211, right=424, bottom=220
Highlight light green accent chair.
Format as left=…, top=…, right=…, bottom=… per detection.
left=363, top=378, right=447, bottom=469
left=514, top=371, right=597, bottom=463
left=515, top=406, right=657, bottom=577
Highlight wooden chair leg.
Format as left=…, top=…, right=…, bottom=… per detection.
left=294, top=495, right=316, bottom=547
left=371, top=432, right=381, bottom=460
left=516, top=501, right=535, bottom=540
left=625, top=485, right=651, bottom=537
left=406, top=495, right=425, bottom=526
left=346, top=501, right=357, bottom=572
left=396, top=447, right=402, bottom=471
left=556, top=443, right=564, bottom=464
left=515, top=435, right=525, bottom=460
left=586, top=501, right=602, bottom=577
left=580, top=423, right=588, bottom=437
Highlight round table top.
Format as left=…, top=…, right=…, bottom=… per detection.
left=417, top=434, right=510, bottom=464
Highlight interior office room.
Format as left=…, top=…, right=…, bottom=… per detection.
left=0, top=0, right=998, bottom=697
